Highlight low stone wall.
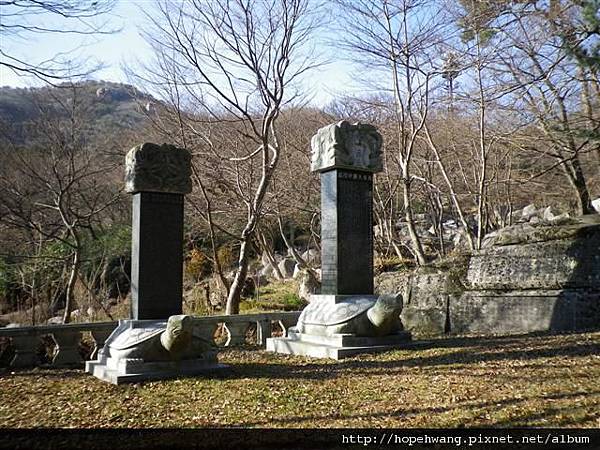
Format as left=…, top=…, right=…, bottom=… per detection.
left=376, top=215, right=600, bottom=336
left=452, top=289, right=600, bottom=334
left=376, top=265, right=463, bottom=336
left=0, top=312, right=300, bottom=369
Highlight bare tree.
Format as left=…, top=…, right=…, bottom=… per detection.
left=496, top=2, right=596, bottom=215
left=1, top=0, right=117, bottom=81
left=0, top=84, right=122, bottom=322
left=140, top=0, right=320, bottom=314
left=334, top=0, right=453, bottom=265
left=451, top=0, right=598, bottom=215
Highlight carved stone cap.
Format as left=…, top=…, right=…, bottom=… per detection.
left=125, top=143, right=192, bottom=194
left=310, top=120, right=383, bottom=173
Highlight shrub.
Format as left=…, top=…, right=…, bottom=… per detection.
left=185, top=249, right=211, bottom=282
left=216, top=244, right=237, bottom=269
left=281, top=292, right=305, bottom=311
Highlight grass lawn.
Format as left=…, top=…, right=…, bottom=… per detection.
left=0, top=331, right=598, bottom=428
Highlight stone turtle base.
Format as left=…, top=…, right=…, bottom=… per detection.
left=85, top=357, right=228, bottom=385
left=266, top=330, right=411, bottom=360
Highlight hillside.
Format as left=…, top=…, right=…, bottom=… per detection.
left=0, top=81, right=154, bottom=144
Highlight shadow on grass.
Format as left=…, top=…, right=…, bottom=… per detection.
left=214, top=338, right=600, bottom=382
left=3, top=333, right=598, bottom=384
left=0, top=367, right=86, bottom=380
left=237, top=389, right=600, bottom=427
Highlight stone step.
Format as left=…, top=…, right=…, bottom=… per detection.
left=85, top=358, right=227, bottom=385
left=286, top=330, right=411, bottom=347
left=266, top=334, right=412, bottom=360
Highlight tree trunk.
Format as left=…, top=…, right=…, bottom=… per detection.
left=402, top=178, right=426, bottom=265
left=562, top=157, right=594, bottom=215
left=225, top=238, right=251, bottom=315
left=62, top=249, right=80, bottom=324
left=475, top=38, right=488, bottom=251
left=257, top=229, right=284, bottom=280
left=424, top=125, right=476, bottom=251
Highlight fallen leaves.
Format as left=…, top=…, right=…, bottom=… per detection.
left=0, top=331, right=598, bottom=428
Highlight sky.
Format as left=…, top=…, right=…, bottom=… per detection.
left=0, top=0, right=357, bottom=106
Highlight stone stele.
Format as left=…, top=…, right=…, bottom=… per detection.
left=267, top=121, right=410, bottom=360
left=310, top=120, right=383, bottom=173
left=86, top=315, right=226, bottom=384
left=125, top=143, right=192, bottom=194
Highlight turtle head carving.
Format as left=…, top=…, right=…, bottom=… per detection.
left=161, top=315, right=194, bottom=356
left=367, top=294, right=403, bottom=336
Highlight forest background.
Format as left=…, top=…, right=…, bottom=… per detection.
left=0, top=0, right=598, bottom=324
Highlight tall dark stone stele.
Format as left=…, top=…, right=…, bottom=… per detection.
left=311, top=121, right=384, bottom=295
left=266, top=121, right=411, bottom=359
left=125, top=143, right=192, bottom=320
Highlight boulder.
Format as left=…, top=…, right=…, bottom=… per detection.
left=297, top=270, right=320, bottom=301
left=278, top=258, right=296, bottom=279
left=521, top=204, right=538, bottom=221
left=292, top=264, right=301, bottom=279
left=301, top=248, right=320, bottom=264
left=259, top=263, right=274, bottom=278
left=593, top=198, right=600, bottom=214
left=373, top=225, right=383, bottom=237
left=47, top=316, right=63, bottom=325
left=207, top=276, right=229, bottom=309
left=103, top=298, right=119, bottom=309
left=542, top=206, right=556, bottom=222
left=253, top=274, right=269, bottom=287
left=260, top=252, right=282, bottom=266
left=443, top=219, right=458, bottom=230
left=241, top=277, right=255, bottom=298
left=101, top=255, right=131, bottom=299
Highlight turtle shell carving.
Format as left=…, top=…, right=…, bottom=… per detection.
left=109, top=325, right=165, bottom=350
left=298, top=297, right=376, bottom=326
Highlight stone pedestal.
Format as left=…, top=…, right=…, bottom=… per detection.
left=267, top=122, right=411, bottom=360
left=267, top=295, right=410, bottom=359
left=86, top=318, right=226, bottom=385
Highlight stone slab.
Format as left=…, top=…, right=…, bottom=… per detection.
left=85, top=359, right=228, bottom=385
left=131, top=192, right=184, bottom=320
left=401, top=306, right=448, bottom=336
left=266, top=331, right=411, bottom=360
left=451, top=289, right=600, bottom=334
left=321, top=170, right=374, bottom=295
left=468, top=232, right=600, bottom=290
left=287, top=330, right=411, bottom=347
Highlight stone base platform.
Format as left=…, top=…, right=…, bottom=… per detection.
left=266, top=330, right=412, bottom=360
left=85, top=357, right=227, bottom=385
left=85, top=318, right=227, bottom=384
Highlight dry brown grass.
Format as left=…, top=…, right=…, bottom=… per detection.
left=0, top=331, right=598, bottom=428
